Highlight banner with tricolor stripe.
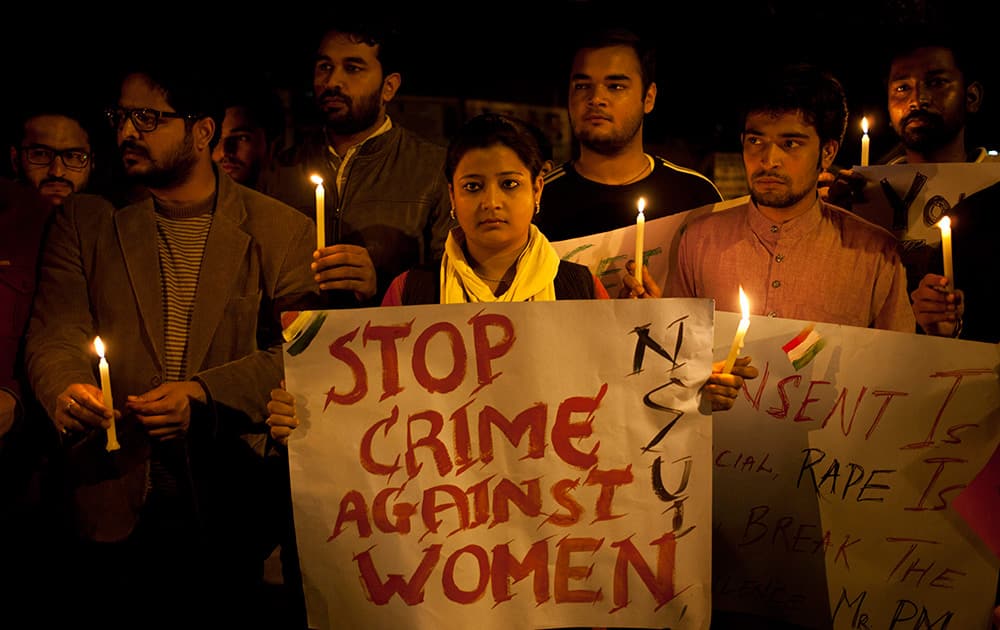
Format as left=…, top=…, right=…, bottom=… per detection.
left=781, top=323, right=826, bottom=370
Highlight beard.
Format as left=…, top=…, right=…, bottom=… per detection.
left=572, top=111, right=643, bottom=155
left=749, top=171, right=814, bottom=209
left=121, top=133, right=198, bottom=189
left=897, top=111, right=962, bottom=155
left=320, top=86, right=382, bottom=136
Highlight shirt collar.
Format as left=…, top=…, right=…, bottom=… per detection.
left=747, top=195, right=823, bottom=240
left=327, top=115, right=393, bottom=160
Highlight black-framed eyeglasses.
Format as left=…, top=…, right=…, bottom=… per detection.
left=19, top=144, right=91, bottom=170
left=104, top=107, right=201, bottom=133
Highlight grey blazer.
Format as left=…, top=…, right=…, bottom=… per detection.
left=25, top=172, right=320, bottom=541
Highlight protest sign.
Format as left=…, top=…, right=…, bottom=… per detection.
left=850, top=163, right=1000, bottom=246
left=553, top=220, right=1000, bottom=628
left=712, top=311, right=999, bottom=629
left=283, top=299, right=715, bottom=630
left=551, top=198, right=746, bottom=296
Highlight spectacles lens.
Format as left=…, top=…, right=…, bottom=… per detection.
left=25, top=147, right=54, bottom=166
left=63, top=151, right=90, bottom=169
left=105, top=108, right=123, bottom=128
left=133, top=109, right=158, bottom=131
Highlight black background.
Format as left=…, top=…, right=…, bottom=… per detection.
left=3, top=0, right=998, bottom=171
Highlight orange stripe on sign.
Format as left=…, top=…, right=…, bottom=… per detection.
left=782, top=323, right=815, bottom=353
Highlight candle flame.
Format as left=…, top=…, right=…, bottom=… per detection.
left=861, top=117, right=869, bottom=134
left=738, top=285, right=749, bottom=319
left=637, top=197, right=646, bottom=214
left=936, top=215, right=951, bottom=230
left=310, top=174, right=324, bottom=185
left=94, top=336, right=106, bottom=358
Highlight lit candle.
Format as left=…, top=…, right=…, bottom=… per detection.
left=634, top=197, right=646, bottom=284
left=860, top=116, right=870, bottom=167
left=311, top=174, right=325, bottom=250
left=722, top=286, right=750, bottom=374
left=94, top=336, right=119, bottom=452
left=936, top=216, right=953, bottom=286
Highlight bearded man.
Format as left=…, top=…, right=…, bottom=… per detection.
left=261, top=18, right=452, bottom=306
left=23, top=55, right=330, bottom=626
left=536, top=25, right=722, bottom=243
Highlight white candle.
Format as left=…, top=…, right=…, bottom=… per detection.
left=94, top=336, right=119, bottom=452
left=860, top=116, right=870, bottom=167
left=311, top=174, right=325, bottom=250
left=722, top=286, right=751, bottom=374
left=634, top=197, right=646, bottom=284
left=936, top=216, right=953, bottom=286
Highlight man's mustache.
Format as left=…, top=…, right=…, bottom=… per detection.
left=901, top=110, right=942, bottom=128
left=119, top=140, right=149, bottom=157
left=319, top=88, right=350, bottom=104
left=751, top=170, right=788, bottom=183
left=40, top=177, right=75, bottom=190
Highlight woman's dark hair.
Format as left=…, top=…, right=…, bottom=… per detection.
left=445, top=113, right=545, bottom=183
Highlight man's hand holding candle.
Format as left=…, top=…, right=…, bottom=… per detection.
left=312, top=244, right=378, bottom=302
left=910, top=273, right=964, bottom=338
left=702, top=356, right=759, bottom=412
left=57, top=383, right=116, bottom=436
left=618, top=259, right=661, bottom=299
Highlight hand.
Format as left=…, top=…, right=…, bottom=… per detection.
left=818, top=167, right=866, bottom=208
left=57, top=383, right=113, bottom=434
left=910, top=273, right=963, bottom=337
left=266, top=386, right=299, bottom=446
left=125, top=381, right=207, bottom=440
left=313, top=244, right=377, bottom=301
left=701, top=356, right=759, bottom=412
left=618, top=260, right=662, bottom=299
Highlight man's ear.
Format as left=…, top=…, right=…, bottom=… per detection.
left=382, top=73, right=402, bottom=105
left=643, top=82, right=657, bottom=115
left=820, top=140, right=839, bottom=169
left=194, top=117, right=216, bottom=152
left=10, top=146, right=19, bottom=176
left=966, top=80, right=984, bottom=114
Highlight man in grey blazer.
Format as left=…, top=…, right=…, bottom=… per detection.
left=24, top=56, right=334, bottom=626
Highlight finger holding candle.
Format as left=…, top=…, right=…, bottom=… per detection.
left=860, top=116, right=870, bottom=167
left=311, top=174, right=325, bottom=251
left=634, top=197, right=645, bottom=284
left=94, top=336, right=120, bottom=451
left=936, top=215, right=953, bottom=287
left=722, top=286, right=751, bottom=374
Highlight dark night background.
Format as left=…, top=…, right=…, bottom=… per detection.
left=3, top=0, right=998, bottom=175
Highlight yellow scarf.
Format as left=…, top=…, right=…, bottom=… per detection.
left=439, top=225, right=560, bottom=303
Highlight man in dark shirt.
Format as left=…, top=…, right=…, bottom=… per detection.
left=537, top=25, right=722, bottom=243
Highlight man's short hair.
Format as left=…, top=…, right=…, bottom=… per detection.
left=741, top=63, right=849, bottom=147
left=568, top=25, right=656, bottom=94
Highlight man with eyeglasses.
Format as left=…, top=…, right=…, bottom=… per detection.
left=24, top=55, right=331, bottom=627
left=9, top=108, right=94, bottom=208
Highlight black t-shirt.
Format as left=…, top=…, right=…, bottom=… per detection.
left=536, top=157, right=723, bottom=242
